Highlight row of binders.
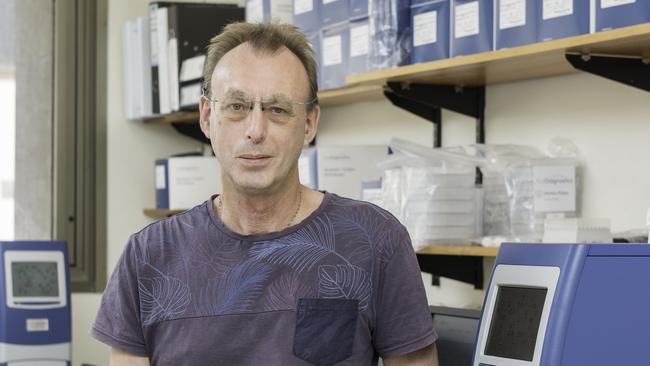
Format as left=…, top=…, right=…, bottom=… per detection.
left=249, top=0, right=650, bottom=89
left=123, top=2, right=244, bottom=120
left=126, top=0, right=650, bottom=118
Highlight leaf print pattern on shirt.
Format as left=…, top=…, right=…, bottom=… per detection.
left=139, top=275, right=191, bottom=326
left=197, top=260, right=274, bottom=315
left=262, top=271, right=313, bottom=311
left=249, top=215, right=351, bottom=273
left=318, top=264, right=371, bottom=311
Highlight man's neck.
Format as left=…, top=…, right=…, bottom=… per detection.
left=215, top=181, right=306, bottom=235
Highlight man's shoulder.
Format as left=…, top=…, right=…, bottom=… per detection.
left=130, top=200, right=213, bottom=244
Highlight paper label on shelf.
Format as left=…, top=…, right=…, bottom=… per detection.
left=26, top=318, right=49, bottom=332
left=156, top=165, right=166, bottom=189
left=148, top=5, right=159, bottom=65
left=270, top=0, right=294, bottom=23
left=601, top=0, right=635, bottom=9
left=350, top=24, right=369, bottom=57
left=246, top=0, right=264, bottom=22
left=499, top=0, right=526, bottom=30
left=323, top=0, right=338, bottom=4
left=179, top=55, right=206, bottom=83
left=322, top=35, right=342, bottom=66
left=533, top=165, right=576, bottom=213
left=543, top=0, right=573, bottom=19
left=414, top=11, right=438, bottom=47
left=455, top=1, right=480, bottom=39
left=294, top=0, right=313, bottom=15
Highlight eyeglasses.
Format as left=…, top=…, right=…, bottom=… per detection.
left=202, top=93, right=316, bottom=124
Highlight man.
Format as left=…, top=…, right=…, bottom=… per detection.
left=92, top=22, right=438, bottom=365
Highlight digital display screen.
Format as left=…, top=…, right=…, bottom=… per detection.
left=484, top=286, right=547, bottom=361
left=12, top=262, right=59, bottom=297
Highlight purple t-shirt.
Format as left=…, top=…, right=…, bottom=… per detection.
left=91, top=192, right=437, bottom=365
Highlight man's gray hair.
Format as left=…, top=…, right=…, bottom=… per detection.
left=202, top=22, right=319, bottom=110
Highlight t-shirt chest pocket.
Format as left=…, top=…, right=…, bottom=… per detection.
left=292, top=298, right=359, bottom=366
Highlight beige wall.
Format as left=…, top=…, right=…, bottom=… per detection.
left=72, top=1, right=650, bottom=364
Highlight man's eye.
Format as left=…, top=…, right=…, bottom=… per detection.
left=226, top=103, right=245, bottom=112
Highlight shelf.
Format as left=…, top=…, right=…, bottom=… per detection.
left=318, top=84, right=385, bottom=106
left=347, top=23, right=650, bottom=87
left=143, top=208, right=187, bottom=219
left=143, top=111, right=199, bottom=124
left=416, top=245, right=499, bottom=257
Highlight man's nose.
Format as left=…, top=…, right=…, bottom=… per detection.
left=244, top=102, right=267, bottom=143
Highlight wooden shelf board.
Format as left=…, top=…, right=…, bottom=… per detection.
left=143, top=208, right=187, bottom=218
left=143, top=111, right=199, bottom=124
left=416, top=245, right=499, bottom=257
left=347, top=23, right=650, bottom=87
left=318, top=84, right=385, bottom=106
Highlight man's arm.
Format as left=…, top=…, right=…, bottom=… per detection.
left=383, top=342, right=439, bottom=366
left=110, top=348, right=150, bottom=366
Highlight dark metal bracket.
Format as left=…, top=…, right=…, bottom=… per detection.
left=416, top=253, right=485, bottom=289
left=384, top=82, right=486, bottom=147
left=171, top=122, right=210, bottom=144
left=566, top=53, right=650, bottom=93
left=384, top=87, right=443, bottom=147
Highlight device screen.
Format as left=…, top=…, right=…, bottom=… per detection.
left=484, top=286, right=547, bottom=361
left=12, top=262, right=59, bottom=297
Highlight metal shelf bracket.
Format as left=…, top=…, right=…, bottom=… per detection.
left=171, top=122, right=210, bottom=144
left=566, top=53, right=650, bottom=92
left=384, top=82, right=486, bottom=146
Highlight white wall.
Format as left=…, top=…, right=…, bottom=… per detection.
left=73, top=2, right=650, bottom=363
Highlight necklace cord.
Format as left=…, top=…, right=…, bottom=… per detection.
left=217, top=187, right=302, bottom=229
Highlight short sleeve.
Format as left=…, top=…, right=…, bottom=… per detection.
left=373, top=227, right=438, bottom=358
left=90, top=238, right=148, bottom=357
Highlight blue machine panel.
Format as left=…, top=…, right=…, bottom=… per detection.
left=474, top=243, right=650, bottom=366
left=410, top=0, right=450, bottom=64
left=596, top=0, right=650, bottom=31
left=0, top=241, right=71, bottom=365
left=560, top=256, right=650, bottom=366
left=451, top=0, right=493, bottom=57
left=538, top=0, right=590, bottom=42
left=495, top=0, right=536, bottom=50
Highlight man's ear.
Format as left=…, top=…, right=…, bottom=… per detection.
left=303, top=105, right=320, bottom=146
left=199, top=96, right=211, bottom=140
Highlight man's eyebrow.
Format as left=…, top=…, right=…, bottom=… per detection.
left=223, top=88, right=249, bottom=99
left=223, top=89, right=298, bottom=103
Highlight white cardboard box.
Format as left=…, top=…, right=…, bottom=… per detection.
left=317, top=145, right=388, bottom=200
left=156, top=156, right=221, bottom=210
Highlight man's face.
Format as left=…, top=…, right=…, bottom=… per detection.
left=199, top=43, right=319, bottom=195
